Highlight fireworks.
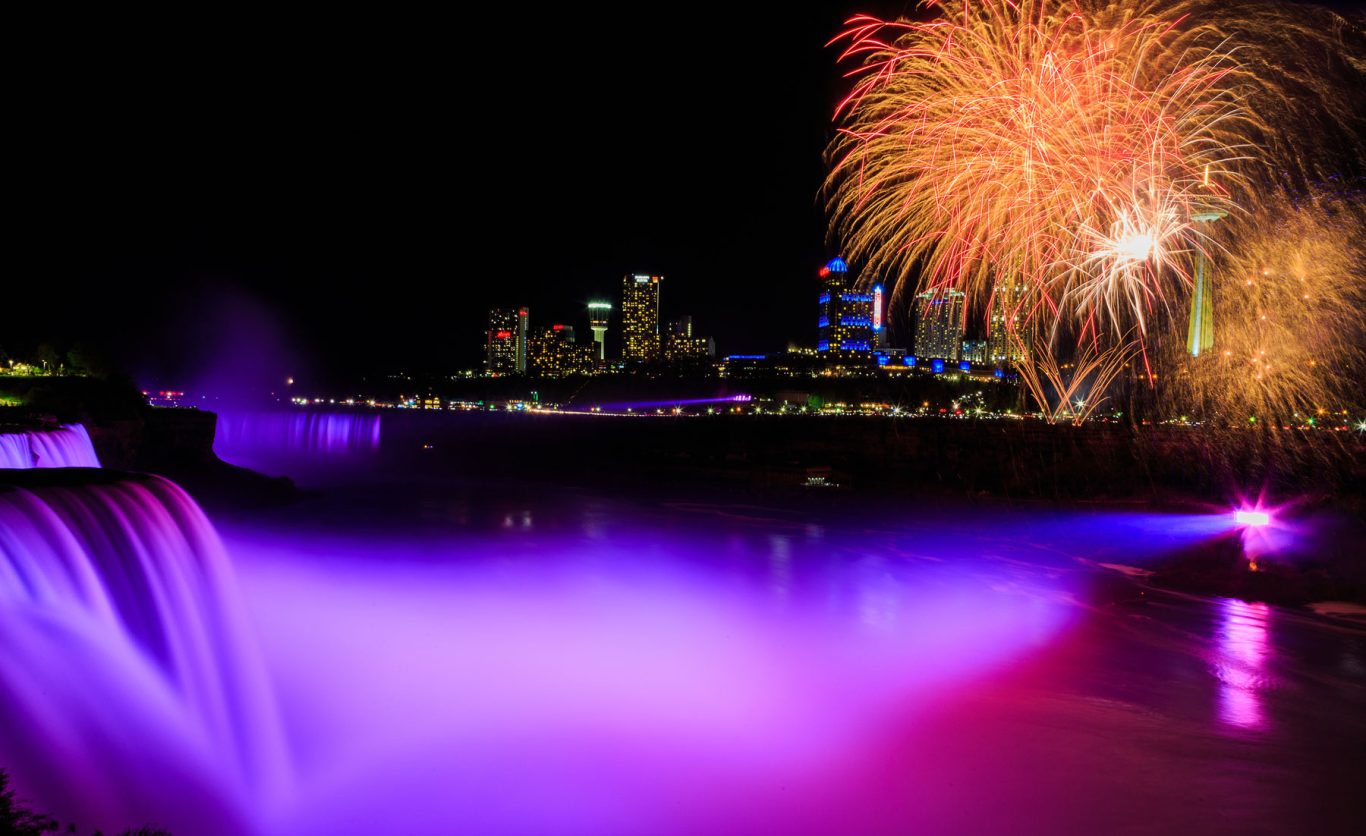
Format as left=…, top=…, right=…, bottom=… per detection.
left=1016, top=330, right=1142, bottom=422
left=827, top=1, right=1247, bottom=333
left=826, top=0, right=1365, bottom=422
left=1162, top=191, right=1366, bottom=426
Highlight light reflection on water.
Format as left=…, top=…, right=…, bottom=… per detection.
left=211, top=477, right=1366, bottom=834
left=227, top=503, right=1079, bottom=834
left=1216, top=599, right=1272, bottom=730
left=221, top=413, right=1366, bottom=833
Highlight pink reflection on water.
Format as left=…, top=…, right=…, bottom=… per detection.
left=11, top=457, right=1333, bottom=833
left=1214, top=599, right=1272, bottom=731
left=227, top=528, right=1076, bottom=834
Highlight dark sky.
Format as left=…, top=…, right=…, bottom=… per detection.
left=10, top=2, right=922, bottom=390
left=9, top=1, right=1360, bottom=391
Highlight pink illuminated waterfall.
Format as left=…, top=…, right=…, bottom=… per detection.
left=0, top=473, right=284, bottom=835
left=0, top=424, right=101, bottom=468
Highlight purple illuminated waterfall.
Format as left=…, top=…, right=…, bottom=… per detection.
left=215, top=411, right=381, bottom=462
left=0, top=473, right=283, bottom=835
left=0, top=424, right=101, bottom=468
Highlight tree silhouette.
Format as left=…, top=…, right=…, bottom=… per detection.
left=0, top=769, right=58, bottom=834
left=1, top=769, right=171, bottom=835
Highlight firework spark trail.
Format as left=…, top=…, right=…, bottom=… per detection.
left=826, top=0, right=1364, bottom=420
left=827, top=1, right=1246, bottom=332
left=1164, top=191, right=1366, bottom=426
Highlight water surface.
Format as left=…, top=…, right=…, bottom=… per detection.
left=5, top=411, right=1362, bottom=834
left=213, top=413, right=1366, bottom=834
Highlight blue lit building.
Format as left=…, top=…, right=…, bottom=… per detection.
left=817, top=257, right=874, bottom=357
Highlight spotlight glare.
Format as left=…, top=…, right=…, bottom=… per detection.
left=1235, top=509, right=1270, bottom=527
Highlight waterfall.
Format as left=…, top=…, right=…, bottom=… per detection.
left=215, top=411, right=381, bottom=460
left=0, top=423, right=102, bottom=468
left=0, top=472, right=283, bottom=833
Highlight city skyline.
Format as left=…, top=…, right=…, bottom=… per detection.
left=5, top=2, right=905, bottom=391
left=475, top=256, right=993, bottom=375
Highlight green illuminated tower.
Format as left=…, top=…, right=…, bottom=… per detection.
left=1187, top=210, right=1225, bottom=357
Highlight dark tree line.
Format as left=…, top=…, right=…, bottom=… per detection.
left=0, top=770, right=169, bottom=836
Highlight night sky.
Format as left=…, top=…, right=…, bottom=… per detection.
left=10, top=2, right=923, bottom=390
left=9, top=1, right=1361, bottom=391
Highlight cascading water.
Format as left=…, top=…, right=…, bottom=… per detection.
left=215, top=411, right=381, bottom=460
left=0, top=424, right=101, bottom=469
left=0, top=471, right=284, bottom=835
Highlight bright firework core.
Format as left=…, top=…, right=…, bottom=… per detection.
left=1114, top=231, right=1156, bottom=264
left=1235, top=509, right=1271, bottom=527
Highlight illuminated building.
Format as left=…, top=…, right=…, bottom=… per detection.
left=873, top=283, right=889, bottom=348
left=817, top=257, right=874, bottom=355
left=988, top=278, right=1031, bottom=366
left=587, top=301, right=612, bottom=361
left=960, top=339, right=987, bottom=365
left=528, top=324, right=595, bottom=377
left=719, top=354, right=768, bottom=377
left=719, top=351, right=824, bottom=379
left=665, top=316, right=715, bottom=363
left=913, top=289, right=965, bottom=361
left=622, top=274, right=662, bottom=362
left=873, top=347, right=908, bottom=370
left=486, top=307, right=529, bottom=375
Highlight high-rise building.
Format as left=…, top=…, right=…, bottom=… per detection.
left=913, top=289, right=965, bottom=361
left=817, top=257, right=874, bottom=354
left=873, top=283, right=889, bottom=349
left=622, top=274, right=662, bottom=362
left=486, top=307, right=529, bottom=375
left=960, top=339, right=988, bottom=365
left=664, top=315, right=714, bottom=363
left=587, top=301, right=612, bottom=361
left=988, top=278, right=1030, bottom=366
left=528, top=324, right=595, bottom=377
